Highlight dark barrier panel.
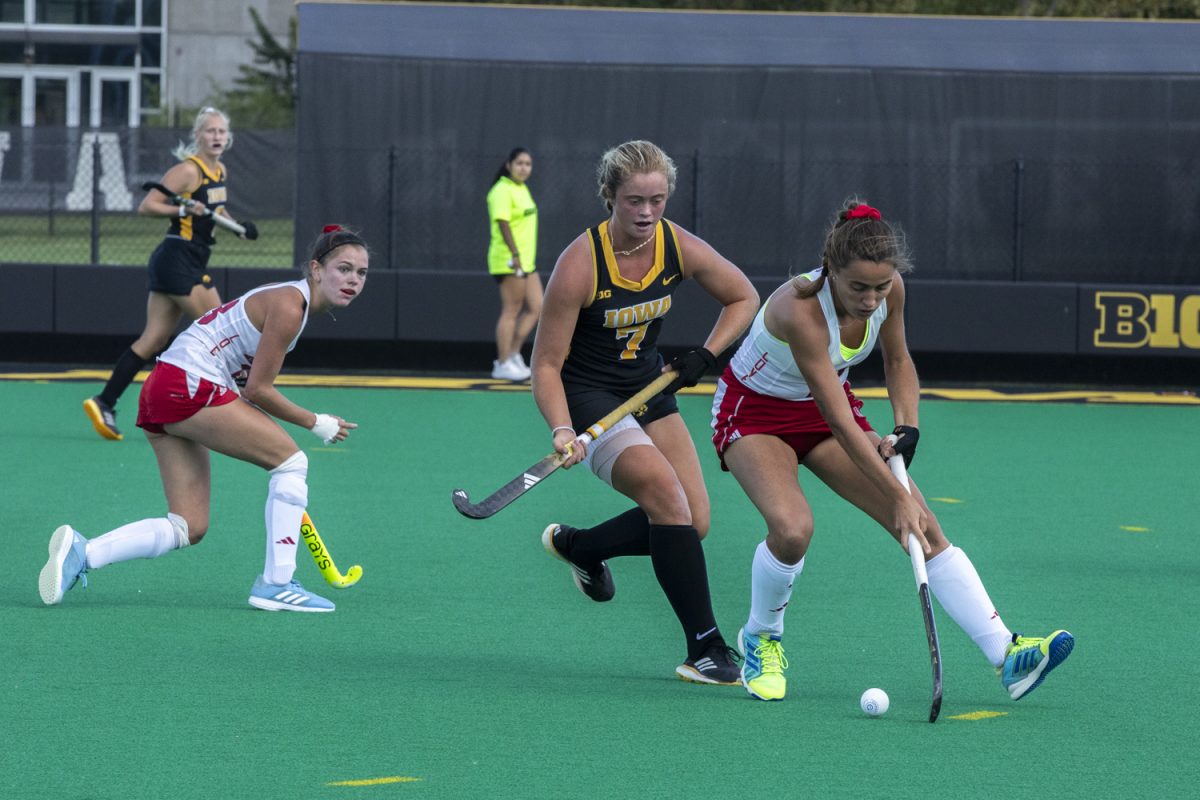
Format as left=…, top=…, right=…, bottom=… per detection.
left=1081, top=285, right=1200, bottom=358
left=904, top=280, right=1078, bottom=355
left=296, top=6, right=1200, bottom=286
left=0, top=263, right=54, bottom=333
left=10, top=263, right=1199, bottom=363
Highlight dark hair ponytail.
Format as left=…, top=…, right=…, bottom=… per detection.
left=492, top=147, right=530, bottom=185
left=305, top=224, right=368, bottom=276
left=792, top=199, right=911, bottom=299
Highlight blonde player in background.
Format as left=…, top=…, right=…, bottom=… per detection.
left=42, top=225, right=366, bottom=612
left=84, top=107, right=257, bottom=441
left=711, top=200, right=1074, bottom=701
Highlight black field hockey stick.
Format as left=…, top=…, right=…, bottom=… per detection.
left=888, top=453, right=944, bottom=723
left=141, top=180, right=249, bottom=237
left=452, top=370, right=677, bottom=520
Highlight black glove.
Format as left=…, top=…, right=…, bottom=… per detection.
left=663, top=347, right=717, bottom=394
left=240, top=220, right=259, bottom=241
left=889, top=425, right=920, bottom=468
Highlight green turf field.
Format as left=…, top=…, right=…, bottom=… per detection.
left=4, top=378, right=1197, bottom=799
left=0, top=214, right=294, bottom=267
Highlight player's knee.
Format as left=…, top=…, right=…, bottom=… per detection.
left=767, top=514, right=813, bottom=551
left=690, top=505, right=712, bottom=539
left=269, top=451, right=309, bottom=507
left=170, top=512, right=206, bottom=544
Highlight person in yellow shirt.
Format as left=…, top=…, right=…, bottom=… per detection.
left=486, top=147, right=542, bottom=380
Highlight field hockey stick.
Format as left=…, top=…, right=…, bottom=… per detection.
left=140, top=180, right=248, bottom=237
left=452, top=369, right=678, bottom=520
left=300, top=511, right=363, bottom=589
left=887, top=452, right=943, bottom=723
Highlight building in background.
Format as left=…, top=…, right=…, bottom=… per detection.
left=0, top=0, right=291, bottom=128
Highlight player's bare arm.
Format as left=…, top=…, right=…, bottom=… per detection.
left=676, top=227, right=759, bottom=355
left=138, top=160, right=206, bottom=217
left=774, top=292, right=928, bottom=549
left=531, top=234, right=593, bottom=465
left=242, top=288, right=353, bottom=440
left=878, top=274, right=920, bottom=447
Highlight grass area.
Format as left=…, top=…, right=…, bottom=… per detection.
left=0, top=213, right=294, bottom=267
left=5, top=378, right=1199, bottom=798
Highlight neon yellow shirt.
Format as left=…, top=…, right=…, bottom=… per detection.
left=486, top=176, right=537, bottom=275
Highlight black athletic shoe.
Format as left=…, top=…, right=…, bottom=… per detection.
left=541, top=523, right=615, bottom=602
left=83, top=396, right=123, bottom=441
left=676, top=641, right=742, bottom=685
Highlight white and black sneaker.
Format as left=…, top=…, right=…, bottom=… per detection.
left=542, top=523, right=615, bottom=602
left=676, top=641, right=742, bottom=685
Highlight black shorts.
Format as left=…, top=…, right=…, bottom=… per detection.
left=565, top=383, right=679, bottom=433
left=147, top=237, right=214, bottom=295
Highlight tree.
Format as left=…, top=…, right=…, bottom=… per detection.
left=207, top=7, right=296, bottom=128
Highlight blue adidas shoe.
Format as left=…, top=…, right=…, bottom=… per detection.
left=248, top=575, right=335, bottom=613
left=1000, top=630, right=1074, bottom=700
left=738, top=628, right=788, bottom=701
left=39, top=525, right=89, bottom=605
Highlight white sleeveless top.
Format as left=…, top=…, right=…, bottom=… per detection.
left=159, top=279, right=311, bottom=390
left=726, top=267, right=888, bottom=401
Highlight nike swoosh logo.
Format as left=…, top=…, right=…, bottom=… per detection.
left=695, top=626, right=717, bottom=641
left=663, top=274, right=679, bottom=285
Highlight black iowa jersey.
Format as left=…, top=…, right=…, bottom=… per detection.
left=167, top=156, right=227, bottom=246
left=561, top=219, right=686, bottom=393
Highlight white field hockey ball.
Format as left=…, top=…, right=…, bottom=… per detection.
left=860, top=688, right=889, bottom=716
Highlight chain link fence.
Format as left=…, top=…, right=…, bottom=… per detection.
left=0, top=127, right=294, bottom=267
left=298, top=141, right=1198, bottom=284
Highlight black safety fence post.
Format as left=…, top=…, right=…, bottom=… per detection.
left=1012, top=157, right=1024, bottom=281
left=48, top=178, right=55, bottom=236
left=692, top=148, right=700, bottom=234
left=90, top=136, right=101, bottom=266
left=387, top=144, right=397, bottom=270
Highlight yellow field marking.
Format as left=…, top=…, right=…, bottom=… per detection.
left=929, top=497, right=963, bottom=504
left=1120, top=525, right=1151, bottom=533
left=326, top=776, right=422, bottom=787
left=947, top=710, right=1008, bottom=721
left=3, top=369, right=1195, bottom=405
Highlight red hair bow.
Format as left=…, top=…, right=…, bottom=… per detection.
left=322, top=224, right=343, bottom=233
left=846, top=204, right=881, bottom=221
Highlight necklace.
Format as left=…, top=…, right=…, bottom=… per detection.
left=609, top=226, right=655, bottom=257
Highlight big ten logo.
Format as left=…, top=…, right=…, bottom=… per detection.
left=1093, top=292, right=1200, bottom=350
left=595, top=289, right=613, bottom=300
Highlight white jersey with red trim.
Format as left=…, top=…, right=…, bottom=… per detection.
left=726, top=267, right=888, bottom=401
left=158, top=279, right=311, bottom=390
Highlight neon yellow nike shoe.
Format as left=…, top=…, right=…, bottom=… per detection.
left=738, top=628, right=788, bottom=701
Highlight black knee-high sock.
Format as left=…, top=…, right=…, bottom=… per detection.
left=648, top=524, right=723, bottom=660
left=98, top=347, right=149, bottom=408
left=567, top=507, right=651, bottom=564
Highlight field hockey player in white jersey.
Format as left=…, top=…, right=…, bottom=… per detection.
left=40, top=225, right=369, bottom=612
left=710, top=200, right=1073, bottom=702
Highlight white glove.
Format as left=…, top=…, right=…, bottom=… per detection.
left=310, top=413, right=340, bottom=444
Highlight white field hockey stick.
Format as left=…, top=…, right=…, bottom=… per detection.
left=141, top=180, right=248, bottom=236
left=452, top=370, right=678, bottom=519
left=887, top=451, right=944, bottom=723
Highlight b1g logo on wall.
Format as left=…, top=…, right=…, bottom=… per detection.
left=1091, top=291, right=1200, bottom=352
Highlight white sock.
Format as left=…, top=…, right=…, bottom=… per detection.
left=86, top=513, right=189, bottom=570
left=746, top=540, right=805, bottom=637
left=926, top=545, right=1012, bottom=667
left=264, top=452, right=308, bottom=585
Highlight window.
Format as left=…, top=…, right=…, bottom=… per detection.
left=0, top=77, right=20, bottom=125
left=36, top=1, right=137, bottom=26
